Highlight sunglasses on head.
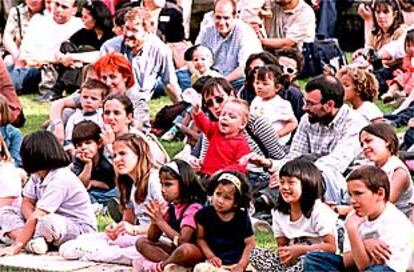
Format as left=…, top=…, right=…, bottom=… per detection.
left=282, top=65, right=298, bottom=76
left=205, top=96, right=225, bottom=107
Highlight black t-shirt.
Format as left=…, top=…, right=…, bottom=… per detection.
left=72, top=152, right=115, bottom=190
left=195, top=206, right=253, bottom=265
left=69, top=28, right=114, bottom=49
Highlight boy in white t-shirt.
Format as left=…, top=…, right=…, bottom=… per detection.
left=303, top=165, right=414, bottom=272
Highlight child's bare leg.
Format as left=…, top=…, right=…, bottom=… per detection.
left=136, top=236, right=174, bottom=262
left=6, top=228, right=24, bottom=241
left=161, top=243, right=204, bottom=269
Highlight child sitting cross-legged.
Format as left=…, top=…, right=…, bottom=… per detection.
left=71, top=120, right=116, bottom=208
left=193, top=171, right=256, bottom=272
left=192, top=97, right=251, bottom=176
left=304, top=165, right=414, bottom=272
left=134, top=159, right=207, bottom=272
left=249, top=159, right=338, bottom=272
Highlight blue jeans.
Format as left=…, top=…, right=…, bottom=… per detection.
left=303, top=251, right=395, bottom=272
left=152, top=69, right=193, bottom=99
left=8, top=66, right=41, bottom=95
left=317, top=0, right=337, bottom=38
left=89, top=188, right=119, bottom=205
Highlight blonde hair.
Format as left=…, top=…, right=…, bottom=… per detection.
left=223, top=98, right=250, bottom=124
left=336, top=66, right=379, bottom=102
left=124, top=7, right=155, bottom=33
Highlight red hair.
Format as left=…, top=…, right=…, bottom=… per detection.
left=93, top=53, right=135, bottom=89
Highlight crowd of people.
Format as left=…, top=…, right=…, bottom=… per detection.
left=0, top=0, right=412, bottom=271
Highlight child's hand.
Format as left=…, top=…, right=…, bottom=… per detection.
left=345, top=211, right=366, bottom=231
left=364, top=239, right=391, bottom=264
left=0, top=243, right=23, bottom=256
left=76, top=151, right=93, bottom=164
left=100, top=124, right=116, bottom=145
left=145, top=200, right=167, bottom=225
left=268, top=172, right=280, bottom=188
left=188, top=156, right=201, bottom=172
left=192, top=102, right=201, bottom=114
left=105, top=223, right=118, bottom=240
left=114, top=221, right=135, bottom=236
left=207, top=256, right=222, bottom=267
left=230, top=264, right=244, bottom=272
left=278, top=245, right=301, bottom=265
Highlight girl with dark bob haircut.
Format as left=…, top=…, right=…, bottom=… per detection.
left=20, top=130, right=71, bottom=174
left=276, top=159, right=325, bottom=218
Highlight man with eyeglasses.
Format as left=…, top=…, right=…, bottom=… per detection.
left=195, top=0, right=262, bottom=90
left=248, top=75, right=368, bottom=204
left=9, top=0, right=83, bottom=96
left=261, top=0, right=315, bottom=51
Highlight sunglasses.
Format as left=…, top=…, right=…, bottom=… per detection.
left=205, top=96, right=225, bottom=107
left=282, top=65, right=298, bottom=76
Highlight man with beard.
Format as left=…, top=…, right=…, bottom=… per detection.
left=100, top=7, right=181, bottom=104
left=254, top=75, right=367, bottom=178
left=261, top=0, right=315, bottom=51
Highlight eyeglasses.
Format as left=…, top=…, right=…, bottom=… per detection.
left=205, top=96, right=225, bottom=107
left=303, top=99, right=321, bottom=107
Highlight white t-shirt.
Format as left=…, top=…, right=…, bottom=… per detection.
left=126, top=169, right=164, bottom=226
left=19, top=14, right=83, bottom=62
left=250, top=95, right=296, bottom=145
left=356, top=102, right=383, bottom=122
left=272, top=199, right=338, bottom=246
left=0, top=162, right=21, bottom=208
left=343, top=203, right=414, bottom=272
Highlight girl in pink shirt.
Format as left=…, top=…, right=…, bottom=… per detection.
left=134, top=159, right=207, bottom=272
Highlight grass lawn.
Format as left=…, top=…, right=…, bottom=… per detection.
left=19, top=94, right=275, bottom=248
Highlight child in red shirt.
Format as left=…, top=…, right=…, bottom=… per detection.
left=193, top=98, right=251, bottom=175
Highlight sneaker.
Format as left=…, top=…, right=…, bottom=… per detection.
left=59, top=239, right=100, bottom=260
left=161, top=126, right=178, bottom=141
left=107, top=197, right=123, bottom=223
left=25, top=237, right=48, bottom=255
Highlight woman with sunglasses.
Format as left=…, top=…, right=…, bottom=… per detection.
left=238, top=51, right=305, bottom=121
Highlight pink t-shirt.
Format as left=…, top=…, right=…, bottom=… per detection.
left=164, top=202, right=203, bottom=229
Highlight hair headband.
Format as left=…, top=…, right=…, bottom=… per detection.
left=218, top=173, right=241, bottom=193
left=164, top=161, right=180, bottom=176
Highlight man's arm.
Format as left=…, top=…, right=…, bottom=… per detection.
left=165, top=83, right=182, bottom=104
left=261, top=37, right=296, bottom=50
left=224, top=66, right=245, bottom=83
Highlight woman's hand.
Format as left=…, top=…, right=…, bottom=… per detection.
left=145, top=200, right=167, bottom=225
left=207, top=256, right=222, bottom=267
left=59, top=54, right=75, bottom=67
left=364, top=239, right=391, bottom=264
left=358, top=3, right=372, bottom=21
left=278, top=245, right=301, bottom=265
left=100, top=124, right=116, bottom=145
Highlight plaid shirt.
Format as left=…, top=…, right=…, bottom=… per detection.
left=271, top=105, right=368, bottom=174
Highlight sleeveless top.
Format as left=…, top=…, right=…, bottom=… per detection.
left=381, top=155, right=414, bottom=217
